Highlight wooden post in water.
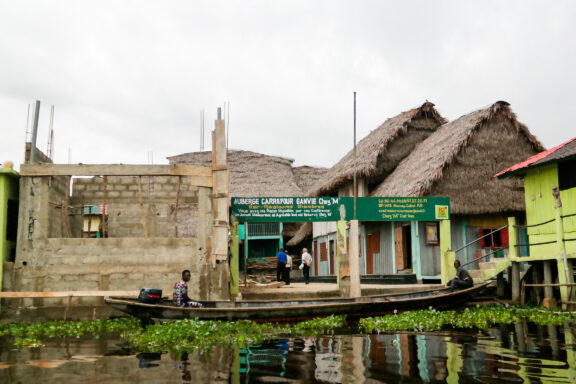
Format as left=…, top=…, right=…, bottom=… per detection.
left=543, top=260, right=557, bottom=308
left=552, top=186, right=573, bottom=309
left=509, top=217, right=521, bottom=304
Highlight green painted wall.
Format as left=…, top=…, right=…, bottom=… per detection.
left=0, top=169, right=19, bottom=264
left=523, top=163, right=576, bottom=258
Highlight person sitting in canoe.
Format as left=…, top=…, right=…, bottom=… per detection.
left=173, top=270, right=203, bottom=308
left=447, top=260, right=473, bottom=291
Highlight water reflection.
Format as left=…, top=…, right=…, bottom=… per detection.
left=0, top=323, right=575, bottom=383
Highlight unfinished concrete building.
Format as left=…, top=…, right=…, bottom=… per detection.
left=5, top=122, right=230, bottom=317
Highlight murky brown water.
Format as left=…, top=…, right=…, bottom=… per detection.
left=1, top=323, right=576, bottom=383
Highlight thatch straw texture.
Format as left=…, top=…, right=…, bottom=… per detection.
left=286, top=222, right=312, bottom=246
left=168, top=150, right=304, bottom=197
left=308, top=102, right=446, bottom=196
left=292, top=166, right=328, bottom=194
left=371, top=101, right=545, bottom=214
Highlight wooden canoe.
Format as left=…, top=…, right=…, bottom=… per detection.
left=105, top=282, right=490, bottom=323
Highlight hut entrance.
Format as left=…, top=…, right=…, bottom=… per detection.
left=365, top=231, right=380, bottom=274
left=395, top=224, right=412, bottom=271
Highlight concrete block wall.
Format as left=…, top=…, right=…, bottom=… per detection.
left=10, top=167, right=231, bottom=314
left=47, top=176, right=70, bottom=238
left=11, top=237, right=210, bottom=307
left=70, top=176, right=200, bottom=238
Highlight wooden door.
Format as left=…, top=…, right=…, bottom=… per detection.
left=395, top=226, right=405, bottom=271
left=365, top=231, right=379, bottom=274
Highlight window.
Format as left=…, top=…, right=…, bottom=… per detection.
left=478, top=227, right=509, bottom=249
left=559, top=158, right=576, bottom=191
left=425, top=222, right=439, bottom=245
left=5, top=199, right=18, bottom=242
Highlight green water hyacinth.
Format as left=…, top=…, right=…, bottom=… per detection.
left=0, top=318, right=140, bottom=348
left=0, top=315, right=347, bottom=351
left=358, top=305, right=576, bottom=334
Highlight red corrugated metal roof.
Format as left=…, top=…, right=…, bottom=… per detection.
left=494, top=137, right=576, bottom=178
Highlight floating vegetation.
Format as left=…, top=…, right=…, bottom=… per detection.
left=359, top=305, right=576, bottom=334
left=3, top=306, right=575, bottom=352
left=0, top=315, right=346, bottom=352
left=292, top=315, right=347, bottom=335
left=0, top=318, right=140, bottom=348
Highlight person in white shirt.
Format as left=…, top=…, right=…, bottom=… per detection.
left=301, top=248, right=313, bottom=284
left=285, top=254, right=292, bottom=285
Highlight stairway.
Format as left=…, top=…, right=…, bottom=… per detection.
left=468, top=257, right=511, bottom=282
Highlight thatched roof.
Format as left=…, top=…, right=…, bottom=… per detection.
left=168, top=150, right=302, bottom=197
left=496, top=137, right=576, bottom=178
left=292, top=166, right=328, bottom=194
left=286, top=222, right=312, bottom=246
left=308, top=101, right=446, bottom=196
left=371, top=101, right=545, bottom=214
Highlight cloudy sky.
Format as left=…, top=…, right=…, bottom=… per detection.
left=1, top=1, right=575, bottom=171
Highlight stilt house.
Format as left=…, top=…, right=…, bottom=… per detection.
left=303, top=101, right=545, bottom=282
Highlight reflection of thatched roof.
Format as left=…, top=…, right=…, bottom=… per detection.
left=292, top=166, right=328, bottom=194
left=309, top=101, right=446, bottom=196
left=168, top=150, right=302, bottom=197
left=286, top=222, right=312, bottom=246
left=371, top=101, right=545, bottom=214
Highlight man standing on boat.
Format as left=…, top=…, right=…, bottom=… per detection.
left=173, top=270, right=203, bottom=308
left=277, top=247, right=287, bottom=282
left=301, top=248, right=313, bottom=285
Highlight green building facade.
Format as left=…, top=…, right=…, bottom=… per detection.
left=0, top=164, right=19, bottom=290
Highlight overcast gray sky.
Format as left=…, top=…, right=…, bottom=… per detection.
left=1, top=1, right=575, bottom=171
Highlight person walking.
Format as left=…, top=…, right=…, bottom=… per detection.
left=285, top=253, right=292, bottom=285
left=301, top=248, right=313, bottom=284
left=277, top=247, right=287, bottom=282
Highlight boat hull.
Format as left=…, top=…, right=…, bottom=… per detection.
left=105, top=282, right=490, bottom=323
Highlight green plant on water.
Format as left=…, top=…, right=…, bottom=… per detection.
left=0, top=318, right=141, bottom=349
left=291, top=315, right=347, bottom=336
left=0, top=315, right=346, bottom=352
left=358, top=305, right=576, bottom=334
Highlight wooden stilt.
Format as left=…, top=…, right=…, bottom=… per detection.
left=511, top=261, right=520, bottom=304
left=543, top=260, right=558, bottom=308
left=497, top=271, right=506, bottom=298
left=64, top=295, right=72, bottom=321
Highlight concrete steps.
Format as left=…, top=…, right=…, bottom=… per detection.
left=468, top=257, right=511, bottom=282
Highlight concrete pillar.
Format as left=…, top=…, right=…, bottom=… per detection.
left=543, top=260, right=557, bottom=308
left=336, top=220, right=350, bottom=297
left=511, top=261, right=521, bottom=304
left=508, top=217, right=518, bottom=259
left=349, top=220, right=361, bottom=297
left=440, top=220, right=452, bottom=286
left=211, top=116, right=229, bottom=265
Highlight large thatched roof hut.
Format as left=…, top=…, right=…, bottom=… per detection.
left=371, top=101, right=545, bottom=214
left=308, top=101, right=446, bottom=196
